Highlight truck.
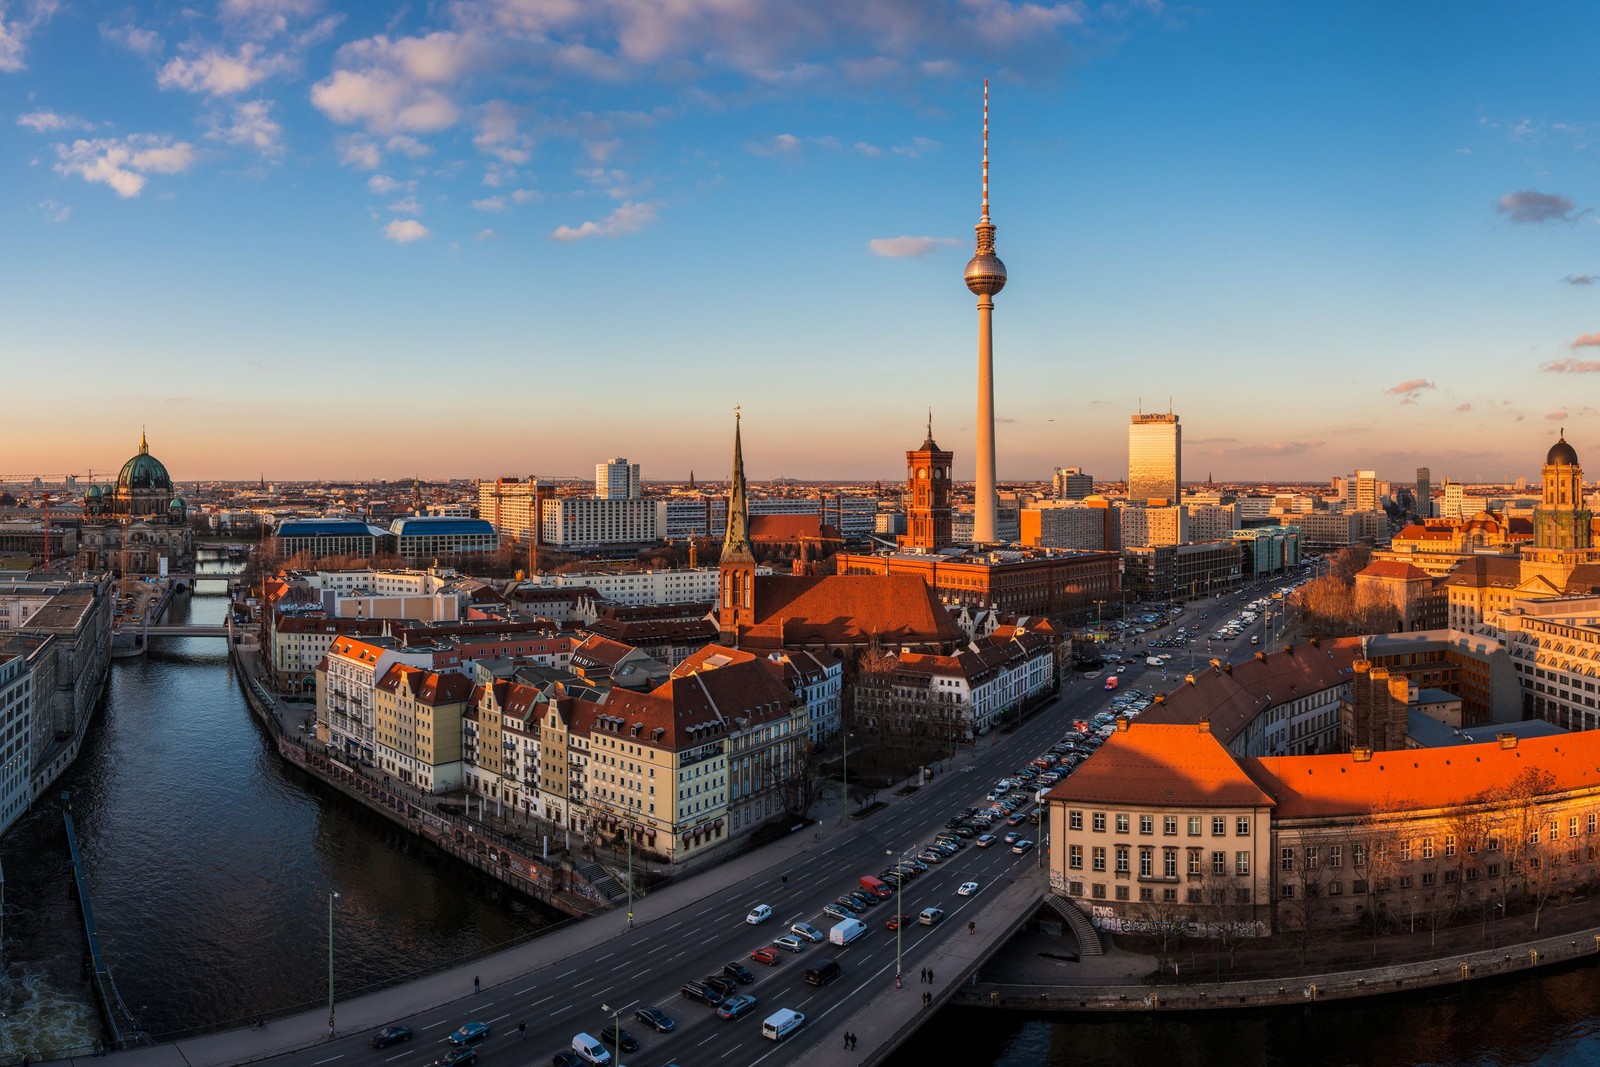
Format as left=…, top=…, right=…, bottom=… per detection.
left=1145, top=656, right=1163, bottom=667
left=828, top=918, right=867, bottom=946
left=858, top=875, right=892, bottom=899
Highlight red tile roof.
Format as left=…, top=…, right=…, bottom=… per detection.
left=1046, top=723, right=1276, bottom=809
left=743, top=574, right=965, bottom=648
left=1137, top=639, right=1360, bottom=744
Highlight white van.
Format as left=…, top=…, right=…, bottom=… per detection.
left=828, top=917, right=867, bottom=946
left=571, top=1033, right=610, bottom=1066
left=762, top=1008, right=806, bottom=1041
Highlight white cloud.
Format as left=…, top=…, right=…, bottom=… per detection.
left=550, top=199, right=659, bottom=241
left=385, top=134, right=432, bottom=158
left=474, top=100, right=532, bottom=163
left=475, top=228, right=495, bottom=240
left=336, top=135, right=381, bottom=169
left=868, top=235, right=959, bottom=257
left=220, top=0, right=323, bottom=39
left=383, top=218, right=430, bottom=243
left=37, top=198, right=69, bottom=222
left=17, top=108, right=91, bottom=133
left=366, top=173, right=401, bottom=194
left=471, top=196, right=507, bottom=211
left=99, top=22, right=163, bottom=58
left=159, top=43, right=292, bottom=95
left=0, top=0, right=58, bottom=73
left=387, top=196, right=422, bottom=215
left=746, top=133, right=803, bottom=157
left=54, top=134, right=198, bottom=198
left=311, top=68, right=460, bottom=133
left=340, top=31, right=485, bottom=84
left=511, top=187, right=541, bottom=203
left=206, top=100, right=284, bottom=158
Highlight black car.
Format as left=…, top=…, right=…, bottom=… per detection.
left=599, top=1025, right=641, bottom=1053
left=433, top=1050, right=477, bottom=1067
left=703, top=973, right=738, bottom=996
left=552, top=1054, right=584, bottom=1067
left=846, top=890, right=879, bottom=909
left=723, top=962, right=756, bottom=985
left=680, top=982, right=724, bottom=1006
left=634, top=1006, right=676, bottom=1033
left=945, top=816, right=965, bottom=828
left=947, top=825, right=977, bottom=838
left=830, top=896, right=863, bottom=914
left=369, top=1026, right=413, bottom=1049
left=879, top=870, right=903, bottom=886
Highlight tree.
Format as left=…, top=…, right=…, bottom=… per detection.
left=1496, top=767, right=1559, bottom=932
left=1281, top=831, right=1337, bottom=965
left=1343, top=800, right=1404, bottom=956
left=1199, top=869, right=1258, bottom=970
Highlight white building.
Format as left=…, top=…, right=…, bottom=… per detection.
left=766, top=650, right=843, bottom=742
left=316, top=636, right=458, bottom=762
left=0, top=649, right=33, bottom=836
left=513, top=567, right=770, bottom=607
left=1186, top=502, right=1241, bottom=542
left=1121, top=505, right=1187, bottom=549
left=596, top=458, right=642, bottom=500
left=541, top=498, right=666, bottom=548
left=478, top=478, right=541, bottom=542
left=663, top=496, right=883, bottom=542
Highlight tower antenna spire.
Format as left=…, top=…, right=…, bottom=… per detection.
left=981, top=78, right=990, bottom=222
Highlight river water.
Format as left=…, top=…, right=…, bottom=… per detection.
left=0, top=560, right=559, bottom=1059
left=4, top=560, right=1600, bottom=1065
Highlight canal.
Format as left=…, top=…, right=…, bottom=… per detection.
left=0, top=560, right=560, bottom=1059
left=5, top=558, right=1600, bottom=1065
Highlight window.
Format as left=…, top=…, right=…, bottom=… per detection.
left=1444, top=835, right=1456, bottom=858
left=1139, top=848, right=1153, bottom=877
left=1305, top=845, right=1320, bottom=869
left=1236, top=888, right=1251, bottom=905
left=1188, top=816, right=1202, bottom=836
left=1353, top=842, right=1368, bottom=868
left=1164, top=815, right=1178, bottom=836
left=1549, top=820, right=1560, bottom=842
left=1398, top=875, right=1414, bottom=889
left=1070, top=809, right=1083, bottom=831
left=1421, top=837, right=1435, bottom=860
left=1571, top=817, right=1581, bottom=838
left=1328, top=844, right=1343, bottom=869
left=1212, top=816, right=1227, bottom=837
left=1236, top=816, right=1251, bottom=837
left=1421, top=872, right=1436, bottom=887
left=1282, top=885, right=1295, bottom=899
left=1212, top=850, right=1227, bottom=876
left=1116, top=814, right=1130, bottom=834
left=1327, top=880, right=1342, bottom=896
left=1590, top=813, right=1597, bottom=835
left=1092, top=883, right=1106, bottom=899
left=1093, top=812, right=1107, bottom=833
left=1115, top=885, right=1129, bottom=901
left=1188, top=848, right=1202, bottom=876
left=1488, top=863, right=1501, bottom=878
left=1487, top=837, right=1501, bottom=852
left=1140, top=815, right=1154, bottom=835
left=1236, top=851, right=1250, bottom=877
left=1164, top=848, right=1178, bottom=879
left=1401, top=839, right=1412, bottom=862
left=1139, top=887, right=1153, bottom=902
left=1280, top=846, right=1294, bottom=872
left=1163, top=887, right=1178, bottom=902
left=1069, top=845, right=1083, bottom=870
left=1092, top=846, right=1107, bottom=872
left=1187, top=888, right=1203, bottom=903
left=1115, top=846, right=1130, bottom=874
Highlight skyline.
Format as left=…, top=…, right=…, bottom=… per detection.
left=3, top=2, right=1599, bottom=482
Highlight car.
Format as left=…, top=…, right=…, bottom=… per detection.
left=791, top=921, right=825, bottom=943
left=750, top=947, right=782, bottom=966
left=976, top=834, right=996, bottom=848
left=746, top=904, right=773, bottom=924
left=448, top=1022, right=491, bottom=1046
left=1003, top=831, right=1022, bottom=844
left=680, top=982, right=725, bottom=1006
left=434, top=1050, right=478, bottom=1067
left=823, top=904, right=854, bottom=921
left=933, top=834, right=965, bottom=850
left=703, top=974, right=738, bottom=996
left=1012, top=838, right=1036, bottom=855
left=958, top=881, right=980, bottom=897
left=1005, top=813, right=1027, bottom=826
left=947, top=825, right=977, bottom=838
left=717, top=994, right=759, bottom=1021
left=832, top=895, right=864, bottom=913
left=634, top=1007, right=676, bottom=1033
left=846, top=890, right=879, bottom=908
left=918, top=907, right=945, bottom=926
left=884, top=913, right=915, bottom=930
left=551, top=1053, right=584, bottom=1067
left=599, top=1026, right=641, bottom=1053
left=724, top=961, right=757, bottom=985
left=945, top=816, right=966, bottom=828
left=1117, top=665, right=1126, bottom=673
left=916, top=850, right=943, bottom=864
left=772, top=935, right=805, bottom=953
left=369, top=1026, right=414, bottom=1049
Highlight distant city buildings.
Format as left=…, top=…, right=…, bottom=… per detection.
left=1128, top=412, right=1181, bottom=505
left=596, top=458, right=641, bottom=500
left=1053, top=466, right=1093, bottom=500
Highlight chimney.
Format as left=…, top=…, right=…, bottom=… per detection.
left=1309, top=636, right=1320, bottom=648
left=1114, top=716, right=1130, bottom=731
left=1198, top=718, right=1210, bottom=734
left=1351, top=747, right=1372, bottom=762
left=1153, top=693, right=1165, bottom=705
left=1498, top=733, right=1518, bottom=749
left=1184, top=673, right=1196, bottom=686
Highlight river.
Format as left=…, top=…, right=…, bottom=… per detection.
left=0, top=559, right=560, bottom=1060
left=5, top=560, right=1600, bottom=1065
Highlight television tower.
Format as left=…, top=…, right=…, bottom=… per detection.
left=965, top=79, right=1007, bottom=544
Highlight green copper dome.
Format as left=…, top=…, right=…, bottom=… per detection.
left=117, top=432, right=172, bottom=491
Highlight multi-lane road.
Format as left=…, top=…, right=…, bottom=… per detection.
left=257, top=578, right=1302, bottom=1067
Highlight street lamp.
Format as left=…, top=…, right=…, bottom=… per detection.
left=887, top=848, right=904, bottom=986
left=624, top=818, right=634, bottom=930
left=600, top=1003, right=622, bottom=1065
left=839, top=732, right=853, bottom=826
left=326, top=889, right=340, bottom=1037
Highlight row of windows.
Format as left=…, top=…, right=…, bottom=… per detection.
left=1069, top=811, right=1250, bottom=838
left=1070, top=845, right=1251, bottom=878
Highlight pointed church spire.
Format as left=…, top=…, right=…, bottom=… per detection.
left=722, top=406, right=754, bottom=564
left=139, top=427, right=149, bottom=455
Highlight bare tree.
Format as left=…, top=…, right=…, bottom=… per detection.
left=1344, top=801, right=1404, bottom=957
left=1495, top=767, right=1560, bottom=932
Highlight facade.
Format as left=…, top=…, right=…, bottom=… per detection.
left=1355, top=560, right=1446, bottom=632
left=1359, top=629, right=1521, bottom=726
left=1532, top=433, right=1591, bottom=550
left=1022, top=501, right=1116, bottom=552
left=274, top=519, right=391, bottom=559
left=858, top=628, right=1057, bottom=740
left=1053, top=467, right=1094, bottom=501
left=478, top=478, right=545, bottom=543
left=900, top=419, right=954, bottom=553
left=513, top=567, right=753, bottom=607
left=541, top=498, right=666, bottom=549
left=1417, top=467, right=1432, bottom=519
left=1128, top=412, right=1182, bottom=505
left=0, top=649, right=32, bottom=835
left=375, top=664, right=472, bottom=793
left=764, top=649, right=843, bottom=742
left=389, top=517, right=499, bottom=561
left=1187, top=503, right=1241, bottom=543
left=316, top=636, right=462, bottom=761
left=596, top=458, right=642, bottom=500
left=1286, top=510, right=1383, bottom=551
left=270, top=613, right=385, bottom=694
left=1232, top=526, right=1300, bottom=577
left=663, top=496, right=882, bottom=543
left=1122, top=541, right=1241, bottom=602
left=1500, top=596, right=1600, bottom=731
left=834, top=548, right=1120, bottom=619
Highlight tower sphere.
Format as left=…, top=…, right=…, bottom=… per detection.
left=965, top=251, right=1007, bottom=296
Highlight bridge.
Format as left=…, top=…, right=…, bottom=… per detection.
left=141, top=624, right=234, bottom=638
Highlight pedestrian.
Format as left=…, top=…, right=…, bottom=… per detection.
left=518, top=1021, right=526, bottom=1040
left=473, top=975, right=480, bottom=993
left=928, top=968, right=934, bottom=984
left=844, top=1032, right=851, bottom=1050
left=850, top=1034, right=857, bottom=1050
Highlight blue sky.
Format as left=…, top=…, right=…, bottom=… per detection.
left=3, top=1, right=1598, bottom=485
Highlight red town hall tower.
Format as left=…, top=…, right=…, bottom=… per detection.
left=900, top=414, right=953, bottom=553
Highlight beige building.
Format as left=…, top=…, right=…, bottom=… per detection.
left=374, top=664, right=472, bottom=793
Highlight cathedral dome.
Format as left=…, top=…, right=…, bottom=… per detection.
left=117, top=433, right=172, bottom=491
left=86, top=485, right=101, bottom=500
left=1547, top=432, right=1579, bottom=467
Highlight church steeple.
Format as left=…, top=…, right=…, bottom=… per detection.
left=719, top=407, right=757, bottom=637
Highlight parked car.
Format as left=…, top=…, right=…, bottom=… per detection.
left=634, top=1007, right=676, bottom=1033
left=772, top=935, right=805, bottom=953
left=831, top=896, right=864, bottom=914
left=823, top=904, right=854, bottom=922
left=680, top=982, right=725, bottom=1006
left=746, top=904, right=773, bottom=924
left=703, top=974, right=738, bottom=997
left=750, top=947, right=782, bottom=966
left=551, top=1053, right=583, bottom=1067
left=724, top=961, right=757, bottom=985
left=599, top=1026, right=640, bottom=1053
left=448, top=1022, right=491, bottom=1046
left=717, top=995, right=759, bottom=1021
left=435, top=1050, right=478, bottom=1067
left=845, top=890, right=879, bottom=909
left=791, top=921, right=825, bottom=942
left=946, top=825, right=977, bottom=838
left=369, top=1026, right=413, bottom=1049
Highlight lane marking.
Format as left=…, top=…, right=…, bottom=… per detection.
left=383, top=1052, right=412, bottom=1062
left=420, top=1021, right=449, bottom=1031
left=719, top=1043, right=744, bottom=1059
left=487, top=1014, right=510, bottom=1024
left=313, top=1057, right=344, bottom=1065
left=515, top=986, right=538, bottom=996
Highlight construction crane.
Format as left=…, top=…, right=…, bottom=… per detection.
left=0, top=472, right=95, bottom=570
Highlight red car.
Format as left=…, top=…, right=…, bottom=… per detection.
left=750, top=947, right=782, bottom=966
left=884, top=913, right=915, bottom=931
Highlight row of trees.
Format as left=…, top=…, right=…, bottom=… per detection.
left=1287, top=545, right=1403, bottom=638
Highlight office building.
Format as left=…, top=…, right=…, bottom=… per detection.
left=596, top=458, right=641, bottom=500
left=1128, top=412, right=1181, bottom=504
left=1416, top=467, right=1431, bottom=519
left=1053, top=467, right=1093, bottom=500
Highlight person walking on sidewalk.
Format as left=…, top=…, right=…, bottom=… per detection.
left=473, top=975, right=481, bottom=993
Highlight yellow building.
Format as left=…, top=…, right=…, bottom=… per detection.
left=373, top=664, right=471, bottom=793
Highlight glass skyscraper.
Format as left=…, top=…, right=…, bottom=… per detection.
left=1128, top=412, right=1181, bottom=504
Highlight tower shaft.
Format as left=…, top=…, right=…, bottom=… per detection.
left=974, top=296, right=997, bottom=543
